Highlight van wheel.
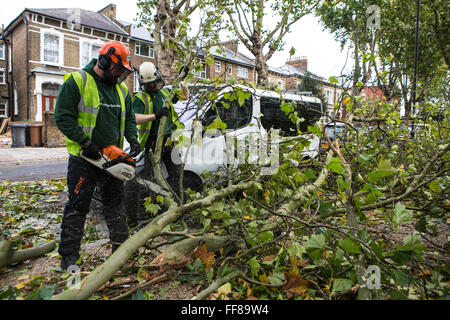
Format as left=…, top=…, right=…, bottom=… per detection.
left=182, top=172, right=203, bottom=193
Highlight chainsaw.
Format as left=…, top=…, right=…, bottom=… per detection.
left=80, top=145, right=136, bottom=181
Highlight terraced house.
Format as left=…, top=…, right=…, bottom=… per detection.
left=1, top=3, right=343, bottom=146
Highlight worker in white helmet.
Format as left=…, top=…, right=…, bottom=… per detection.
left=126, top=62, right=188, bottom=228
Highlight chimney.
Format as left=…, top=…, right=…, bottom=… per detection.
left=98, top=4, right=117, bottom=20
left=222, top=39, right=239, bottom=53
left=286, top=56, right=308, bottom=71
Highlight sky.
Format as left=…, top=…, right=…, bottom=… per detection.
left=1, top=0, right=352, bottom=80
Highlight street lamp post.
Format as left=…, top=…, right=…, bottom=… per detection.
left=412, top=0, right=420, bottom=110
left=411, top=0, right=420, bottom=138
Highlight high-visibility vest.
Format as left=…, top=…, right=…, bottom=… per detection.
left=135, top=87, right=184, bottom=150
left=63, top=70, right=128, bottom=156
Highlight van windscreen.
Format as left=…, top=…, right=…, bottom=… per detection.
left=260, top=98, right=322, bottom=135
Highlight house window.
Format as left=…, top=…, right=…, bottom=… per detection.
left=237, top=66, right=248, bottom=79
left=0, top=103, right=7, bottom=118
left=41, top=30, right=63, bottom=65
left=228, top=65, right=232, bottom=76
left=80, top=41, right=103, bottom=67
left=324, top=90, right=332, bottom=103
left=0, top=44, right=4, bottom=60
left=215, top=61, right=221, bottom=73
left=195, top=60, right=206, bottom=79
left=0, top=70, right=5, bottom=85
left=277, top=81, right=283, bottom=90
left=135, top=42, right=154, bottom=58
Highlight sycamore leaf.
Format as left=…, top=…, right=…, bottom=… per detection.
left=218, top=282, right=232, bottom=296
left=332, top=278, right=353, bottom=294
left=327, top=157, right=343, bottom=174
left=338, top=238, right=361, bottom=255
left=303, top=234, right=325, bottom=261
left=193, top=245, right=215, bottom=271
left=248, top=256, right=260, bottom=277
left=392, top=203, right=413, bottom=226
left=284, top=271, right=309, bottom=299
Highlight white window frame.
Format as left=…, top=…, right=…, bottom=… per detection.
left=80, top=39, right=104, bottom=68
left=195, top=59, right=207, bottom=79
left=215, top=61, right=221, bottom=73
left=228, top=65, right=232, bottom=76
left=0, top=44, right=4, bottom=60
left=0, top=102, right=7, bottom=118
left=324, top=89, right=332, bottom=103
left=8, top=47, right=12, bottom=72
left=237, top=66, right=248, bottom=79
left=0, top=69, right=6, bottom=85
left=135, top=41, right=154, bottom=59
left=40, top=29, right=64, bottom=66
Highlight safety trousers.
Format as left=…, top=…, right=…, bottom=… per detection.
left=124, top=136, right=182, bottom=227
left=58, top=155, right=129, bottom=259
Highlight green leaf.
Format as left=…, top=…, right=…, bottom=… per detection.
left=338, top=238, right=361, bottom=255
left=328, top=76, right=338, bottom=85
left=145, top=203, right=161, bottom=216
left=287, top=242, right=306, bottom=259
left=391, top=270, right=409, bottom=285
left=318, top=202, right=334, bottom=218
left=248, top=256, right=260, bottom=277
left=428, top=180, right=442, bottom=194
left=236, top=90, right=251, bottom=106
left=377, top=159, right=397, bottom=177
left=392, top=203, right=413, bottom=226
left=332, top=278, right=353, bottom=294
left=268, top=271, right=284, bottom=286
left=327, top=157, right=343, bottom=174
left=303, top=234, right=325, bottom=261
left=289, top=46, right=296, bottom=57
left=258, top=231, right=274, bottom=243
left=206, top=117, right=227, bottom=131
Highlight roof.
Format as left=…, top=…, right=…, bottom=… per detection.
left=129, top=25, right=154, bottom=42
left=268, top=65, right=290, bottom=76
left=277, top=64, right=327, bottom=83
left=211, top=46, right=255, bottom=68
left=24, top=8, right=129, bottom=36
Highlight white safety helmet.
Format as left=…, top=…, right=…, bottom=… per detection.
left=139, top=62, right=163, bottom=85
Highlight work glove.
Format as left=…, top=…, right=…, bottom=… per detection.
left=129, top=139, right=141, bottom=157
left=155, top=107, right=169, bottom=119
left=80, top=139, right=101, bottom=160
left=177, top=66, right=190, bottom=79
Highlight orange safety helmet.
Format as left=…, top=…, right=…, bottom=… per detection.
left=97, top=41, right=133, bottom=72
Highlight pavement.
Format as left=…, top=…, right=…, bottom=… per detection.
left=0, top=147, right=69, bottom=163
left=0, top=134, right=69, bottom=163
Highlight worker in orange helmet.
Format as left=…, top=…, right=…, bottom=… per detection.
left=54, top=40, right=140, bottom=271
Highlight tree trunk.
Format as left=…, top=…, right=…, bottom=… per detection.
left=0, top=239, right=58, bottom=268
left=52, top=181, right=256, bottom=300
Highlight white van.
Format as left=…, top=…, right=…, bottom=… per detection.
left=170, top=85, right=323, bottom=187
left=125, top=85, right=323, bottom=189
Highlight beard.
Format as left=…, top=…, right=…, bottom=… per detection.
left=103, top=68, right=119, bottom=85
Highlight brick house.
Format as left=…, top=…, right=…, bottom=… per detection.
left=270, top=56, right=345, bottom=119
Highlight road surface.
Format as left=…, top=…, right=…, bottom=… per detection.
left=0, top=160, right=67, bottom=182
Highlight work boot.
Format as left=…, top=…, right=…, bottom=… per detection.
left=61, top=254, right=82, bottom=271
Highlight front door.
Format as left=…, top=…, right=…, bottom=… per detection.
left=42, top=95, right=57, bottom=120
